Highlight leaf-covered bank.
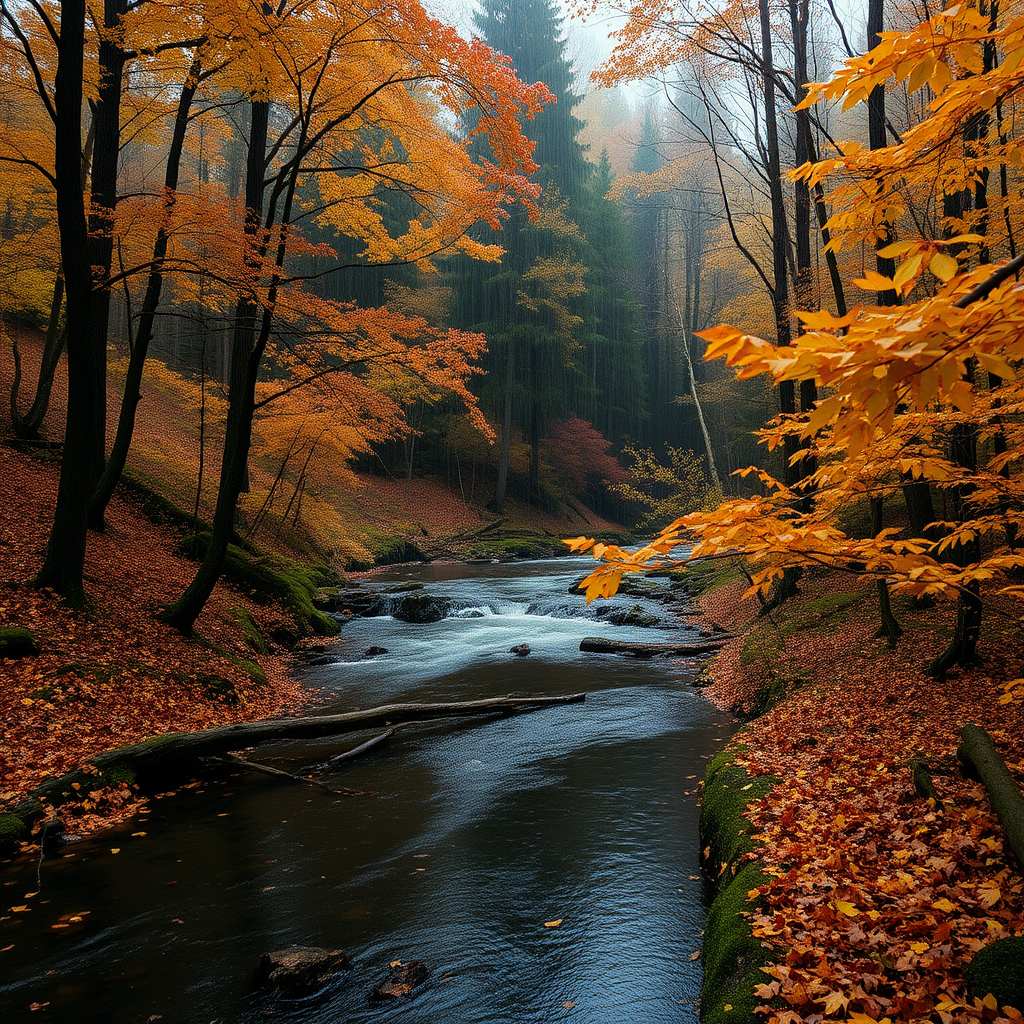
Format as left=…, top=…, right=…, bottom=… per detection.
left=691, top=568, right=1024, bottom=1024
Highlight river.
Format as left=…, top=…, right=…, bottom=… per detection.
left=0, top=556, right=735, bottom=1024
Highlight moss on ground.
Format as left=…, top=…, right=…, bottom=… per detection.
left=0, top=626, right=40, bottom=658
left=0, top=812, right=28, bottom=854
left=671, top=559, right=742, bottom=596
left=177, top=532, right=340, bottom=637
left=231, top=607, right=269, bottom=655
left=699, top=746, right=780, bottom=1024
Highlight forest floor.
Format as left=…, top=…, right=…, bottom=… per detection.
left=0, top=324, right=617, bottom=843
left=692, top=564, right=1024, bottom=1024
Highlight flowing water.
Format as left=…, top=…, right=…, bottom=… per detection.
left=0, top=557, right=735, bottom=1024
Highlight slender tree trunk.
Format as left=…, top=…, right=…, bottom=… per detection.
left=89, top=60, right=201, bottom=526
left=10, top=272, right=66, bottom=438
left=164, top=99, right=270, bottom=633
left=34, top=0, right=97, bottom=606
left=493, top=338, right=513, bottom=510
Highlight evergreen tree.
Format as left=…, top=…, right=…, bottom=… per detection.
left=453, top=0, right=593, bottom=508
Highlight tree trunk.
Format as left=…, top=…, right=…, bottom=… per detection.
left=10, top=271, right=66, bottom=439
left=89, top=61, right=201, bottom=527
left=957, top=724, right=1024, bottom=870
left=6, top=693, right=586, bottom=831
left=493, top=339, right=514, bottom=510
left=579, top=636, right=731, bottom=656
left=33, top=0, right=98, bottom=607
left=164, top=99, right=270, bottom=633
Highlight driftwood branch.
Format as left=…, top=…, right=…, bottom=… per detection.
left=306, top=727, right=397, bottom=774
left=5, top=693, right=586, bottom=829
left=580, top=636, right=731, bottom=657
left=213, top=754, right=362, bottom=796
left=958, top=723, right=1024, bottom=870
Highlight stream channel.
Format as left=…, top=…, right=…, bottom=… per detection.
left=0, top=556, right=736, bottom=1024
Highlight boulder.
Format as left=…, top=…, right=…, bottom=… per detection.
left=607, top=604, right=661, bottom=627
left=369, top=961, right=429, bottom=1002
left=509, top=644, right=531, bottom=657
left=393, top=593, right=447, bottom=624
left=364, top=646, right=388, bottom=657
left=966, top=937, right=1024, bottom=1009
left=0, top=627, right=40, bottom=659
left=253, top=946, right=350, bottom=997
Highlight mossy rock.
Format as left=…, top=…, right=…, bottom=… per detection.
left=746, top=677, right=788, bottom=719
left=0, top=812, right=28, bottom=853
left=0, top=627, right=40, bottom=659
left=701, top=862, right=774, bottom=1024
left=177, top=533, right=340, bottom=638
left=231, top=607, right=269, bottom=655
left=966, top=937, right=1024, bottom=1009
left=196, top=673, right=240, bottom=705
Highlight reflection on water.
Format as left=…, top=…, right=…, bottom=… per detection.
left=0, top=557, right=735, bottom=1024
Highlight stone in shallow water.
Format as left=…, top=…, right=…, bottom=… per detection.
left=509, top=644, right=531, bottom=656
left=369, top=961, right=429, bottom=1002
left=253, top=946, right=350, bottom=997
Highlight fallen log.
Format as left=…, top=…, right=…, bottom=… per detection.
left=2, top=693, right=586, bottom=838
left=579, top=636, right=731, bottom=657
left=958, top=723, right=1024, bottom=870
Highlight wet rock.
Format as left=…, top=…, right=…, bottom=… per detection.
left=385, top=582, right=424, bottom=593
left=393, top=593, right=447, bottom=624
left=253, top=946, right=351, bottom=997
left=607, top=604, right=661, bottom=628
left=509, top=644, right=531, bottom=657
left=369, top=961, right=429, bottom=1002
left=306, top=655, right=339, bottom=666
left=364, top=646, right=388, bottom=657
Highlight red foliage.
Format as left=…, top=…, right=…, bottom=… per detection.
left=542, top=418, right=628, bottom=493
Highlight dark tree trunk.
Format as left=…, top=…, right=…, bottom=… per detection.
left=33, top=0, right=99, bottom=607
left=871, top=495, right=902, bottom=646
left=164, top=99, right=270, bottom=634
left=84, top=0, right=128, bottom=486
left=89, top=60, right=201, bottom=526
left=493, top=338, right=513, bottom=510
left=10, top=272, right=66, bottom=438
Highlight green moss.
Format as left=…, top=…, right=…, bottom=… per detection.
left=699, top=747, right=781, bottom=1024
left=701, top=750, right=777, bottom=878
left=701, top=863, right=774, bottom=1024
left=0, top=813, right=28, bottom=852
left=177, top=532, right=340, bottom=637
left=194, top=673, right=240, bottom=705
left=747, top=677, right=787, bottom=719
left=673, top=559, right=742, bottom=597
left=98, top=764, right=137, bottom=787
left=0, top=626, right=40, bottom=659
left=966, top=937, right=1024, bottom=1009
left=231, top=607, right=269, bottom=655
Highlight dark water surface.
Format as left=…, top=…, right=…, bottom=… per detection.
left=0, top=557, right=735, bottom=1024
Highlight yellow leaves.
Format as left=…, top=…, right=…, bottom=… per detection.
left=543, top=919, right=563, bottom=928
left=929, top=252, right=959, bottom=282
left=931, top=897, right=957, bottom=913
left=834, top=899, right=860, bottom=917
left=852, top=270, right=895, bottom=292
left=997, top=679, right=1024, bottom=705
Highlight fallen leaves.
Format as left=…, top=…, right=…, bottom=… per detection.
left=695, top=571, right=1024, bottom=1024
left=544, top=919, right=563, bottom=928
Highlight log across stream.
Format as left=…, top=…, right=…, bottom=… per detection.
left=0, top=556, right=737, bottom=1024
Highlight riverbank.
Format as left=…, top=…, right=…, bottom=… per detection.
left=688, top=564, right=1024, bottom=1023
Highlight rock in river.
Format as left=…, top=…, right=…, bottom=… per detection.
left=253, top=946, right=350, bottom=997
left=369, top=960, right=429, bottom=1002
left=509, top=644, right=531, bottom=656
left=364, top=646, right=389, bottom=657
left=393, top=593, right=448, bottom=623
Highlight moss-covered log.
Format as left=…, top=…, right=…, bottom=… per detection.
left=957, top=723, right=1024, bottom=870
left=579, top=636, right=731, bottom=657
left=2, top=693, right=586, bottom=848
